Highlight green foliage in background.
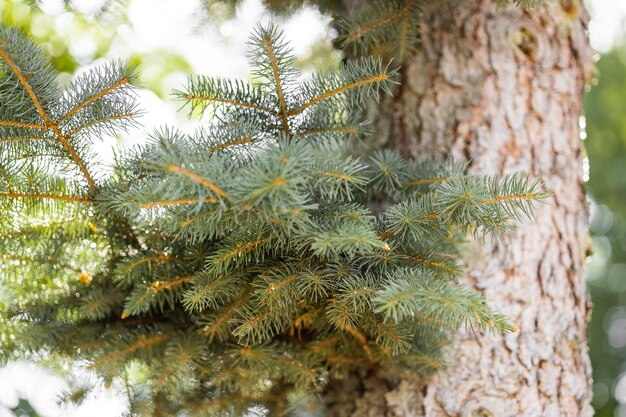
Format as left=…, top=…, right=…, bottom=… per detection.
left=0, top=11, right=547, bottom=416
left=585, top=46, right=626, bottom=417
left=1, top=0, right=116, bottom=72
left=1, top=0, right=194, bottom=98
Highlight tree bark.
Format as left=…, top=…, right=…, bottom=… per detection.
left=324, top=0, right=594, bottom=415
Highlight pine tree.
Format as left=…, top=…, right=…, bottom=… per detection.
left=0, top=1, right=583, bottom=415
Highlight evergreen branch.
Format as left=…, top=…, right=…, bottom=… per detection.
left=368, top=149, right=408, bottom=195
left=0, top=41, right=49, bottom=121
left=289, top=72, right=390, bottom=116
left=124, top=253, right=172, bottom=272
left=344, top=326, right=375, bottom=364
left=435, top=174, right=548, bottom=235
left=138, top=197, right=220, bottom=209
left=311, top=154, right=369, bottom=200
left=364, top=315, right=412, bottom=355
left=164, top=164, right=227, bottom=198
left=0, top=167, right=12, bottom=191
left=402, top=253, right=460, bottom=276
left=412, top=312, right=446, bottom=328
left=340, top=1, right=541, bottom=63
left=353, top=8, right=405, bottom=40
left=58, top=76, right=130, bottom=123
left=379, top=208, right=465, bottom=239
left=0, top=41, right=97, bottom=192
left=260, top=36, right=290, bottom=135
left=209, top=137, right=254, bottom=152
left=311, top=224, right=386, bottom=256
left=382, top=173, right=546, bottom=239
left=344, top=0, right=415, bottom=46
left=122, top=286, right=156, bottom=318
left=249, top=178, right=286, bottom=199
left=178, top=210, right=219, bottom=229
left=201, top=289, right=250, bottom=340
left=233, top=305, right=292, bottom=344
left=0, top=137, right=48, bottom=147
left=0, top=120, right=47, bottom=130
left=297, top=268, right=335, bottom=304
left=0, top=191, right=91, bottom=204
left=66, top=112, right=135, bottom=139
left=52, top=121, right=99, bottom=190
left=79, top=287, right=125, bottom=320
left=183, top=94, right=276, bottom=116
left=477, top=193, right=541, bottom=205
left=308, top=335, right=342, bottom=354
left=182, top=272, right=245, bottom=312
left=208, top=236, right=272, bottom=273
left=326, top=277, right=377, bottom=332
left=403, top=177, right=448, bottom=187
left=403, top=158, right=467, bottom=193
left=150, top=275, right=197, bottom=292
left=252, top=268, right=299, bottom=309
left=94, top=331, right=175, bottom=366
left=374, top=269, right=514, bottom=333
left=338, top=0, right=423, bottom=60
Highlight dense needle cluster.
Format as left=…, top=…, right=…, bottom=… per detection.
left=0, top=19, right=546, bottom=417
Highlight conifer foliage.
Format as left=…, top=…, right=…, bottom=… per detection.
left=338, top=0, right=541, bottom=60
left=0, top=23, right=547, bottom=416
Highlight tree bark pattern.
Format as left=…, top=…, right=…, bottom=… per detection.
left=325, top=0, right=594, bottom=416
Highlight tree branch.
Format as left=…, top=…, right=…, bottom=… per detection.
left=261, top=37, right=290, bottom=135
left=0, top=43, right=98, bottom=192
left=58, top=76, right=130, bottom=124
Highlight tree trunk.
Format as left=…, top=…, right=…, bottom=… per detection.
left=324, top=0, right=594, bottom=415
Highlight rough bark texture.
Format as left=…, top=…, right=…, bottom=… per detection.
left=324, top=0, right=594, bottom=415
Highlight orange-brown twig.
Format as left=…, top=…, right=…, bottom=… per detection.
left=344, top=0, right=415, bottom=44
left=139, top=197, right=220, bottom=209
left=297, top=126, right=359, bottom=138
left=288, top=73, right=389, bottom=116
left=58, top=77, right=130, bottom=123
left=165, top=164, right=227, bottom=198
left=209, top=137, right=254, bottom=152
left=0, top=43, right=97, bottom=192
left=185, top=94, right=276, bottom=115
left=0, top=191, right=92, bottom=204
left=150, top=275, right=197, bottom=292
left=477, top=193, right=538, bottom=205
left=66, top=113, right=135, bottom=139
left=0, top=120, right=47, bottom=130
left=403, top=177, right=448, bottom=187
left=262, top=37, right=290, bottom=135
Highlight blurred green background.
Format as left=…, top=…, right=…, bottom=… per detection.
left=586, top=45, right=626, bottom=416
left=0, top=0, right=625, bottom=416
